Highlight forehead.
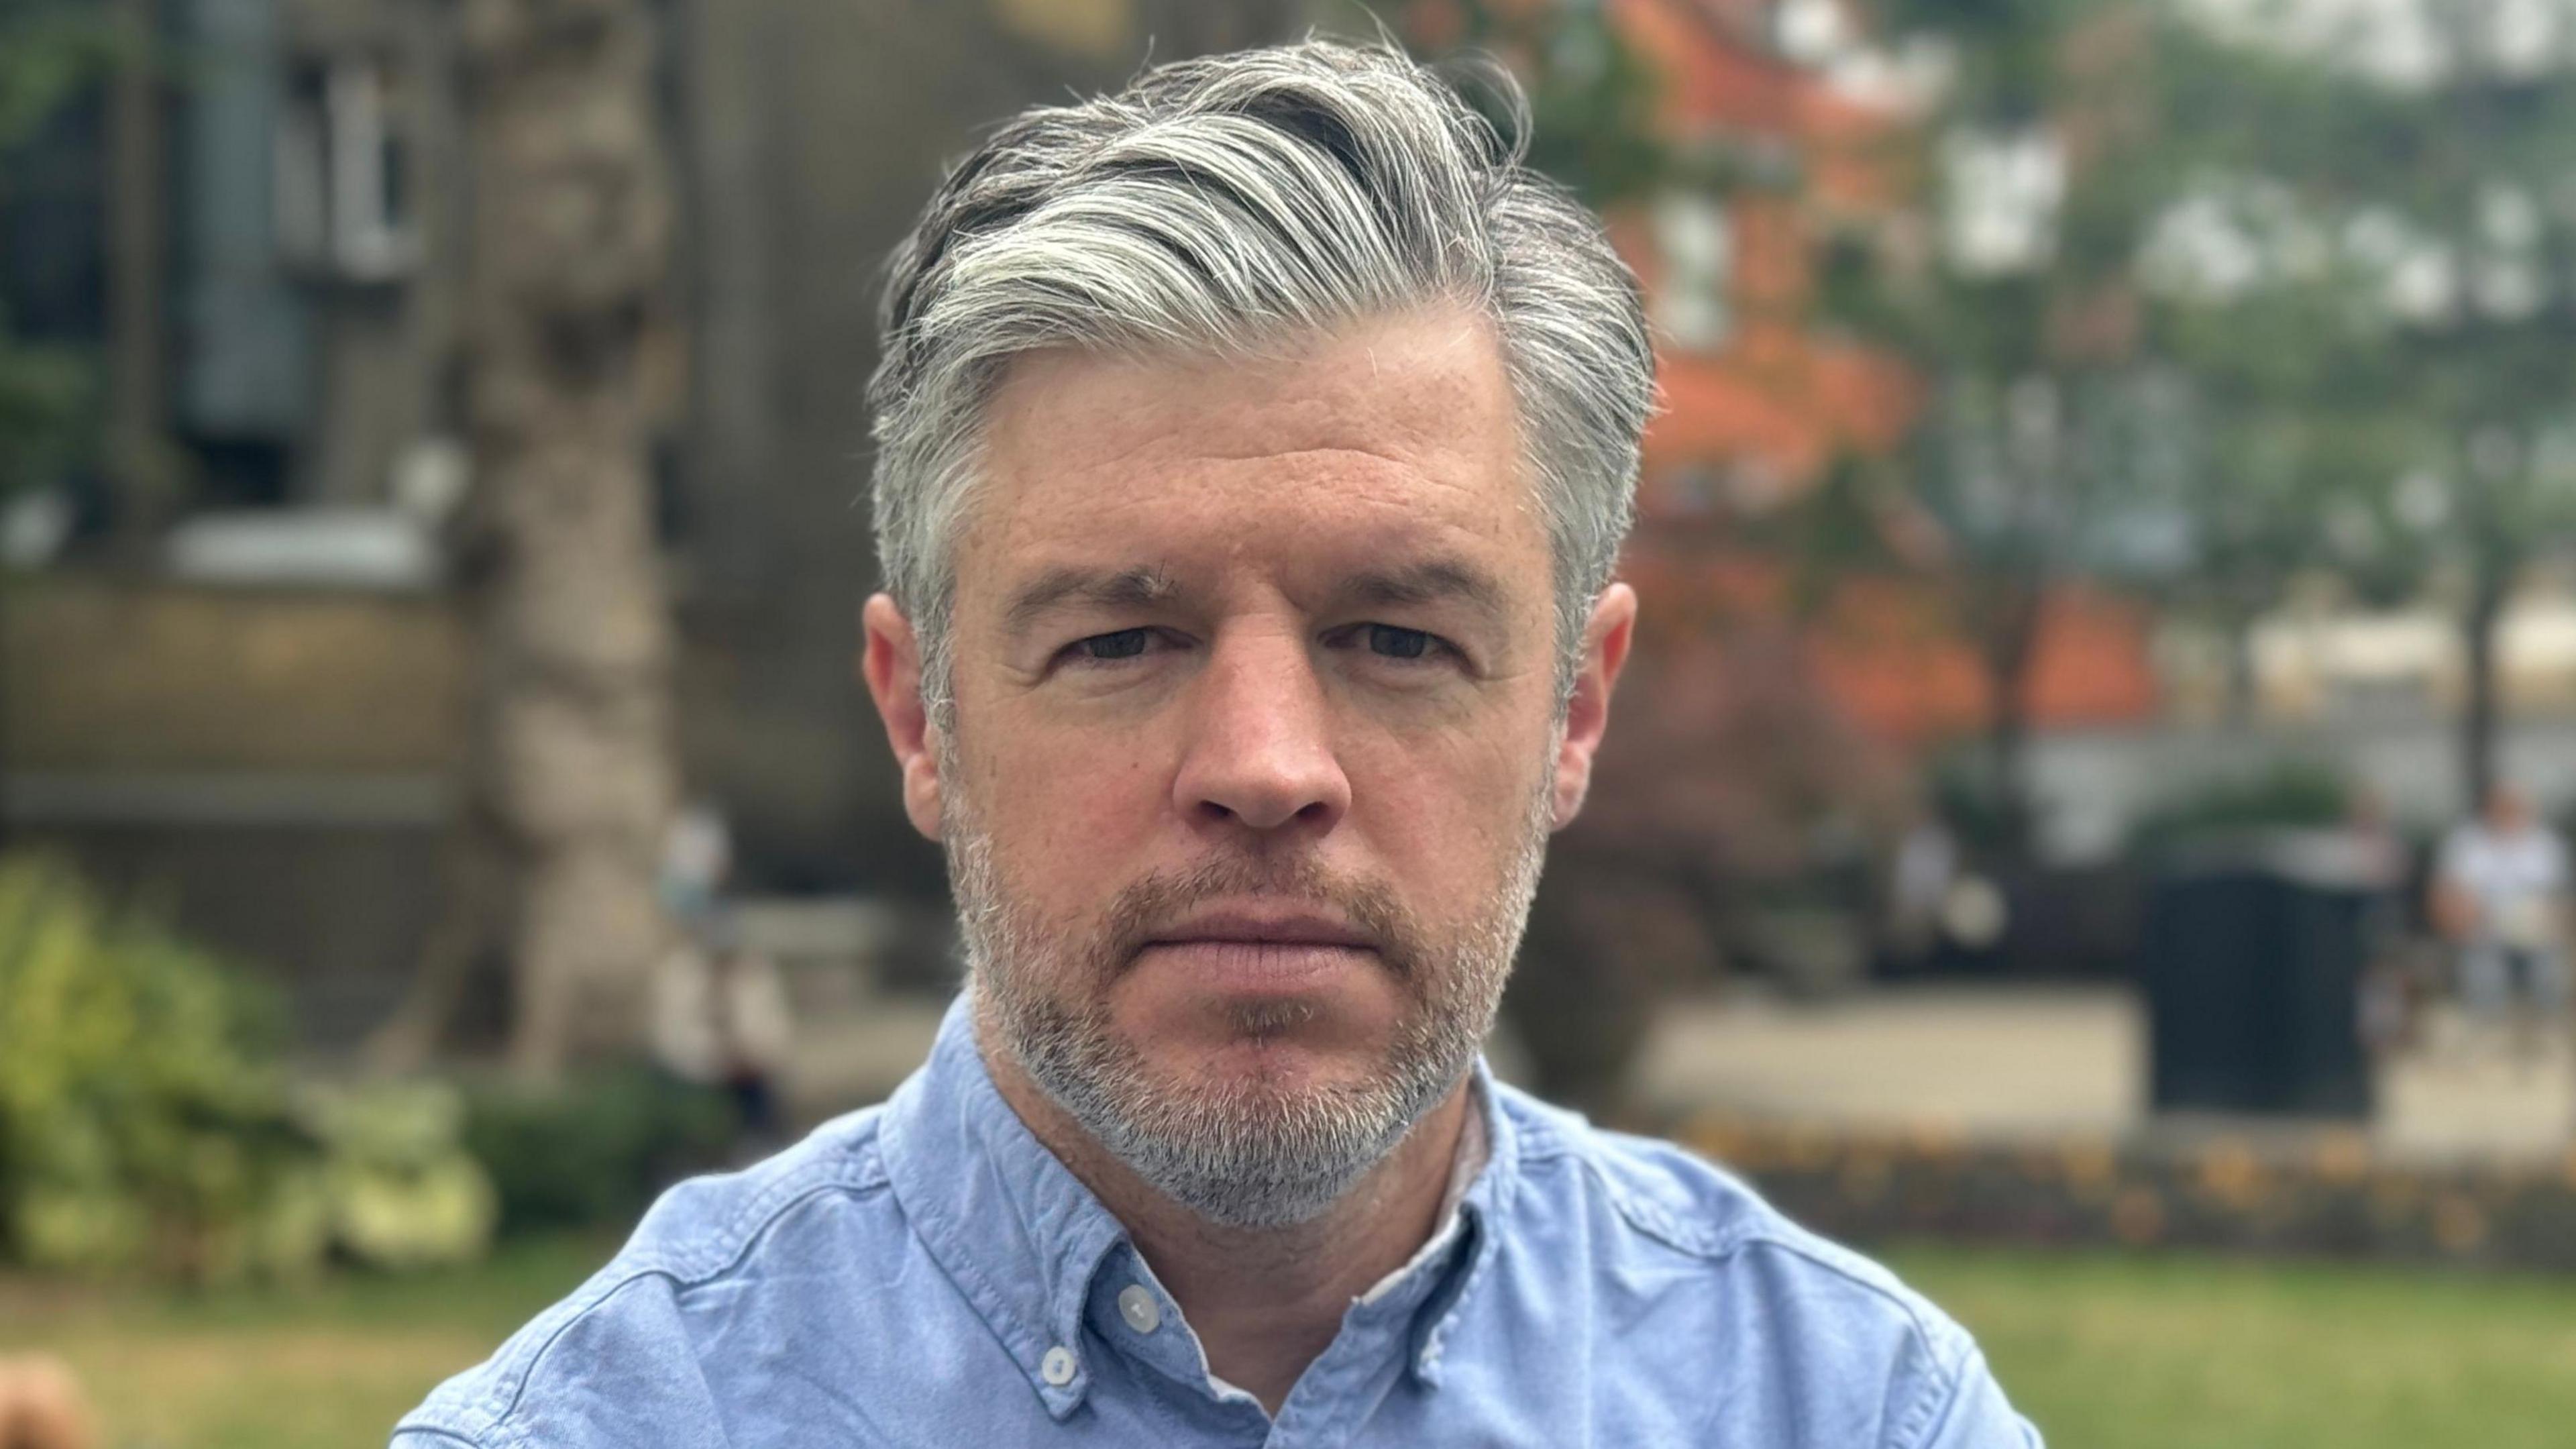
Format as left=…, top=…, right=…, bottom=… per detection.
left=957, top=307, right=1541, bottom=600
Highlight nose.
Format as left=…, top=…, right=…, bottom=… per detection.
left=1172, top=625, right=1350, bottom=837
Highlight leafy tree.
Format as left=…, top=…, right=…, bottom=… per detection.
left=1822, top=0, right=2190, bottom=854
left=2148, top=0, right=2576, bottom=804
left=1371, top=0, right=1668, bottom=211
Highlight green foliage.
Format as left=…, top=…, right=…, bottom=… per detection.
left=1927, top=746, right=2047, bottom=857
left=2127, top=761, right=2353, bottom=855
left=0, top=855, right=494, bottom=1281
left=1376, top=0, right=1670, bottom=208
left=461, top=1066, right=738, bottom=1236
left=1851, top=0, right=2108, bottom=124
left=0, top=2, right=107, bottom=152
left=2137, top=3, right=2576, bottom=795
left=2144, top=16, right=2576, bottom=580
left=0, top=852, right=299, bottom=1278
left=0, top=303, right=93, bottom=498
left=303, top=1080, right=498, bottom=1273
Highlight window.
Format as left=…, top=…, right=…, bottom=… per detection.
left=276, top=56, right=417, bottom=282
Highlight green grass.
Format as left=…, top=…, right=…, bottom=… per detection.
left=1886, top=1244, right=2576, bottom=1449
left=4, top=1238, right=2574, bottom=1448
left=0, top=1234, right=619, bottom=1449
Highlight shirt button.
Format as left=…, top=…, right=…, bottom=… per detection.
left=1041, top=1346, right=1078, bottom=1386
left=1116, top=1283, right=1163, bottom=1334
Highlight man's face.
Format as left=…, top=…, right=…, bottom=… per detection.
left=2488, top=786, right=2532, bottom=833
left=864, top=307, right=1633, bottom=1222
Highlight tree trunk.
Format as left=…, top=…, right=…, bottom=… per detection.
left=105, top=0, right=176, bottom=549
left=1978, top=572, right=2047, bottom=860
left=2219, top=588, right=2261, bottom=728
left=2461, top=553, right=2512, bottom=814
left=384, top=0, right=680, bottom=1079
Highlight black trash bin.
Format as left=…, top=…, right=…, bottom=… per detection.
left=2139, top=835, right=2377, bottom=1119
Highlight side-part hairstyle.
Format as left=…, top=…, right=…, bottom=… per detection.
left=868, top=37, right=1654, bottom=718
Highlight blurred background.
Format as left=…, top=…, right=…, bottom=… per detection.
left=5, top=0, right=2576, bottom=1444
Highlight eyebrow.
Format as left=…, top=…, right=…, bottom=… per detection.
left=996, top=556, right=1517, bottom=640
left=1342, top=559, right=1513, bottom=625
left=1001, top=565, right=1182, bottom=638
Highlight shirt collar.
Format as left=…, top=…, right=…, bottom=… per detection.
left=876, top=993, right=1519, bottom=1417
left=879, top=996, right=1122, bottom=1419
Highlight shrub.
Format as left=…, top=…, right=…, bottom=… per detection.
left=462, top=1066, right=738, bottom=1236
left=0, top=854, right=492, bottom=1280
left=302, top=1079, right=498, bottom=1273
left=2129, top=761, right=2353, bottom=857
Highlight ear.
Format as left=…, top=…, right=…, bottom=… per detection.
left=1550, top=582, right=1636, bottom=830
left=861, top=592, right=945, bottom=840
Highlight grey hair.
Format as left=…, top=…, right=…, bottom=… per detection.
left=868, top=38, right=1654, bottom=721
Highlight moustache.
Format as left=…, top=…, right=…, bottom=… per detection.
left=1096, top=854, right=1418, bottom=980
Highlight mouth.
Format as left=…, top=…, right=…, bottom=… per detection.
left=1136, top=906, right=1381, bottom=993
left=1146, top=906, right=1378, bottom=951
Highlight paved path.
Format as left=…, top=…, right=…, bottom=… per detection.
left=782, top=983, right=2575, bottom=1165
left=1638, top=985, right=2575, bottom=1163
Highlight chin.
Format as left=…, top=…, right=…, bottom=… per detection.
left=1138, top=994, right=1391, bottom=1083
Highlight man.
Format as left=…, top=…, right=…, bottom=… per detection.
left=397, top=40, right=2039, bottom=1447
left=2432, top=782, right=2571, bottom=1061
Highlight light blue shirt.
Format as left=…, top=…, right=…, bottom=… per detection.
left=396, top=998, right=2041, bottom=1447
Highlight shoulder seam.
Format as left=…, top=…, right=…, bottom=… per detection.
left=496, top=1176, right=894, bottom=1429
left=441, top=1138, right=894, bottom=1441
left=1735, top=1233, right=1951, bottom=1347
left=1492, top=1092, right=1739, bottom=1259
left=1549, top=1128, right=1957, bottom=1351
left=1560, top=1140, right=1741, bottom=1260
left=665, top=1132, right=894, bottom=1283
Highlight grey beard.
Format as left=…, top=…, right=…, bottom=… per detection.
left=945, top=782, right=1551, bottom=1229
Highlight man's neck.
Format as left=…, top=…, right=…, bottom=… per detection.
left=979, top=1037, right=1471, bottom=1415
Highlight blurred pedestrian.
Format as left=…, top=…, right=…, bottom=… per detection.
left=650, top=804, right=794, bottom=1147
left=2430, top=783, right=2570, bottom=1065
left=658, top=800, right=733, bottom=932
left=1886, top=812, right=1957, bottom=968
left=649, top=915, right=795, bottom=1146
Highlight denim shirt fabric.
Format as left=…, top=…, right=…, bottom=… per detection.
left=394, top=998, right=2043, bottom=1448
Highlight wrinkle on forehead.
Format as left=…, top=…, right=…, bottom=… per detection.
left=935, top=307, right=1564, bottom=712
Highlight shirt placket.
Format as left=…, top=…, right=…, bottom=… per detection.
left=1260, top=1231, right=1467, bottom=1449
left=1081, top=1244, right=1273, bottom=1439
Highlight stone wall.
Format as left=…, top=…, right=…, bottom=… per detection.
left=5, top=574, right=466, bottom=772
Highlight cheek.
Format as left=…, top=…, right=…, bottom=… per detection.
left=1340, top=714, right=1553, bottom=874
left=971, top=723, right=1173, bottom=896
